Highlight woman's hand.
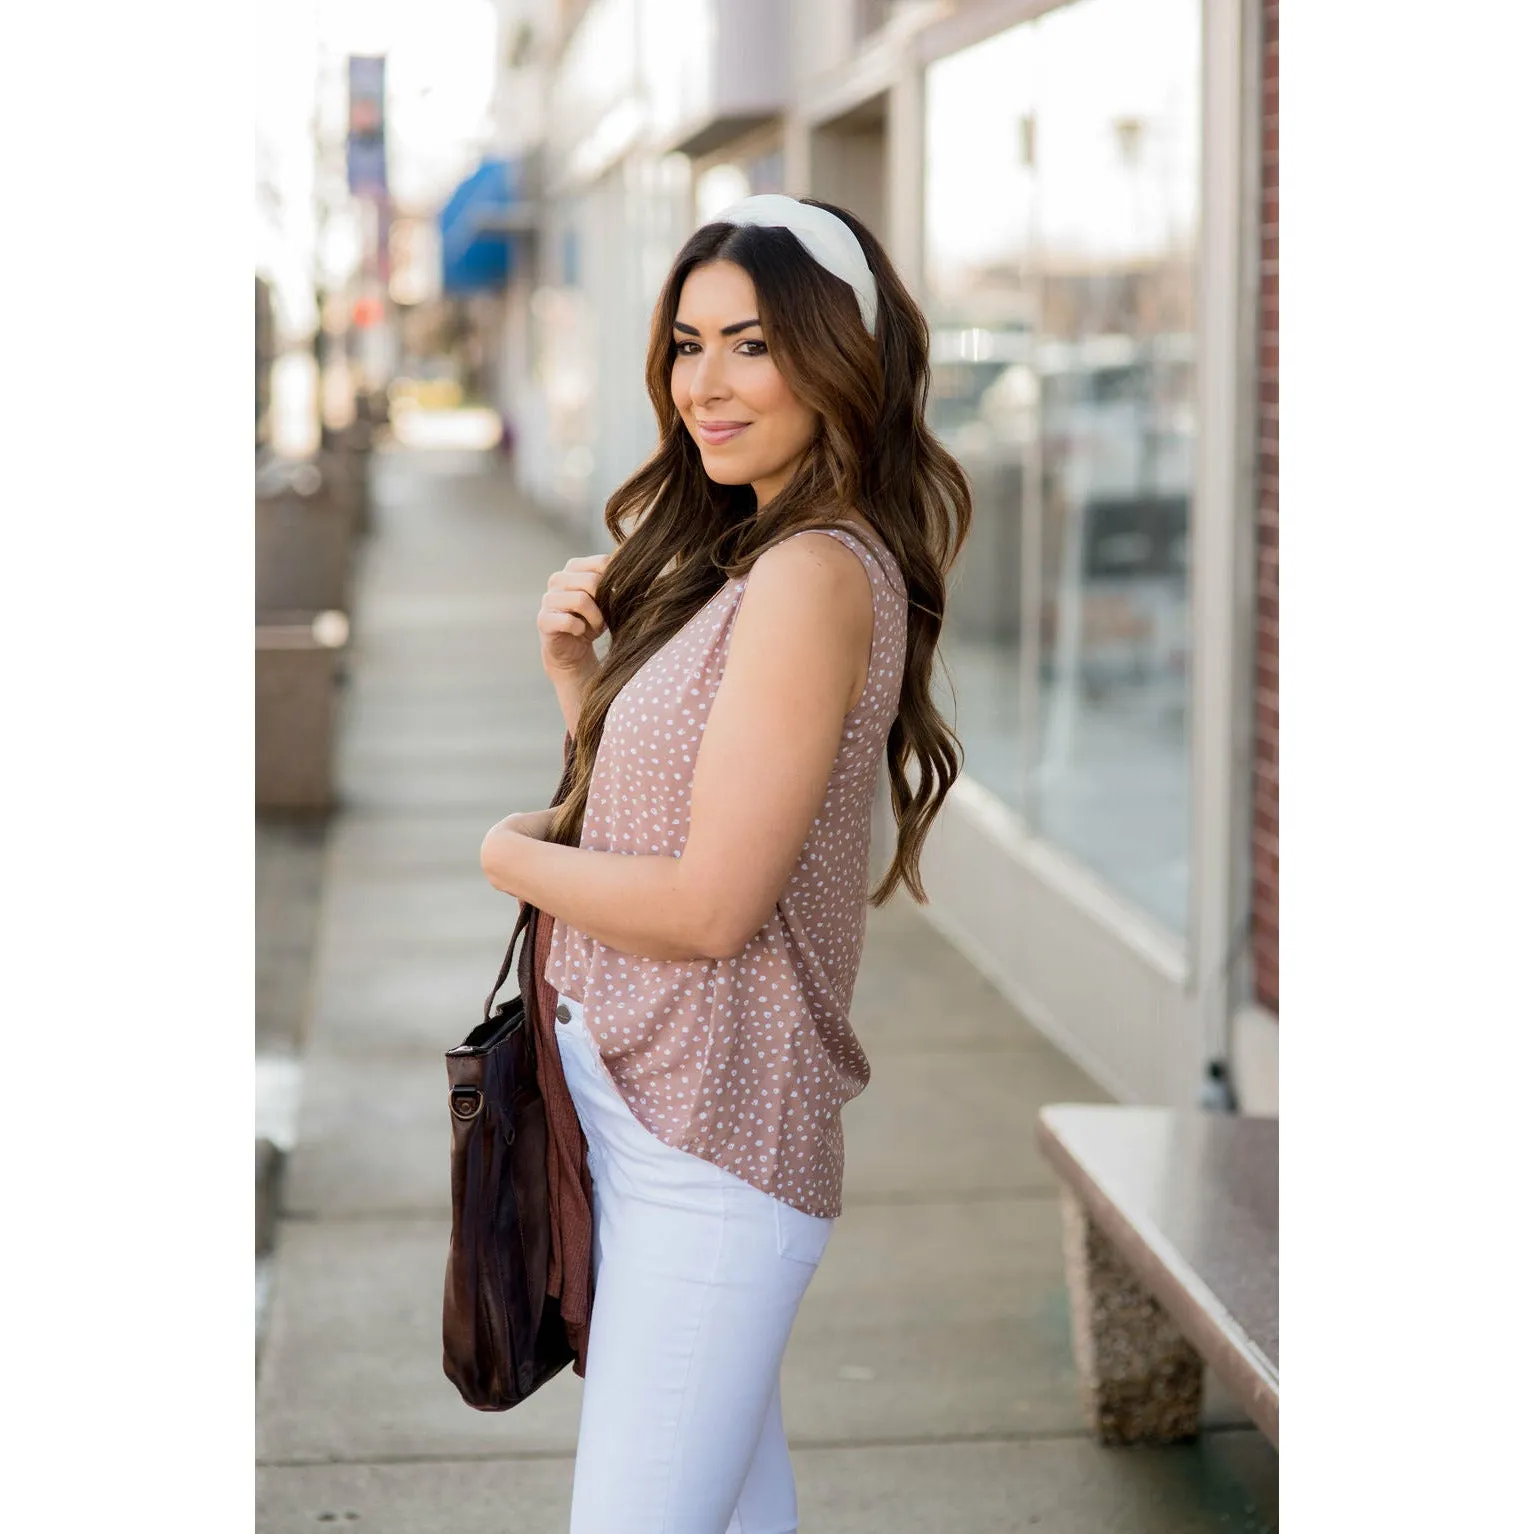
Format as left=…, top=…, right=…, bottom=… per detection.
left=480, top=806, right=562, bottom=894
left=497, top=806, right=560, bottom=842
left=539, top=554, right=611, bottom=678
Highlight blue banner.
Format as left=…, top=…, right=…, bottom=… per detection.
left=439, top=159, right=520, bottom=294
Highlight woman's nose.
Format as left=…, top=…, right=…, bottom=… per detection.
left=690, top=349, right=728, bottom=405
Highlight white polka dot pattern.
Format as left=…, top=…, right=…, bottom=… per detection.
left=544, top=524, right=907, bottom=1217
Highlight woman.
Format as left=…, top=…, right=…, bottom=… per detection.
left=480, top=194, right=971, bottom=1534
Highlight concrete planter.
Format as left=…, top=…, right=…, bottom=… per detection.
left=316, top=446, right=371, bottom=539
left=256, top=467, right=355, bottom=615
left=256, top=612, right=350, bottom=815
left=320, top=417, right=376, bottom=537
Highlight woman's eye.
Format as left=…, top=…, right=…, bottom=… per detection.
left=672, top=339, right=767, bottom=356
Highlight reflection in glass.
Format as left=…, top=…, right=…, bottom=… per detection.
left=923, top=23, right=1039, bottom=813
left=923, top=0, right=1200, bottom=934
left=1027, top=0, right=1199, bottom=934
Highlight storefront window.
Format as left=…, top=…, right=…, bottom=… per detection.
left=925, top=0, right=1200, bottom=934
left=924, top=22, right=1039, bottom=813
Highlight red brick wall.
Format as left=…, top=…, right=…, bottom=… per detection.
left=1251, top=0, right=1280, bottom=1014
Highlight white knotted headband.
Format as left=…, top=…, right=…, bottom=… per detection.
left=710, top=194, right=879, bottom=336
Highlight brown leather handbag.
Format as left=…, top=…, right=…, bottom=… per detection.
left=442, top=905, right=576, bottom=1409
left=442, top=756, right=580, bottom=1411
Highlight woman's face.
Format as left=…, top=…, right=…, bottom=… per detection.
left=670, top=260, right=818, bottom=510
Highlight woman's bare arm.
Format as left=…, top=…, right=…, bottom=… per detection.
left=481, top=533, right=871, bottom=960
left=547, top=648, right=601, bottom=738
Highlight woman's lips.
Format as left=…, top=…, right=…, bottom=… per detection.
left=696, top=420, right=750, bottom=446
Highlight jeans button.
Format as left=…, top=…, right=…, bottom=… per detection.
left=554, top=1003, right=571, bottom=1023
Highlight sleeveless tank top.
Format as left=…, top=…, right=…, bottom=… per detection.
left=544, top=522, right=908, bottom=1217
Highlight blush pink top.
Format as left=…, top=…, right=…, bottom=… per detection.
left=544, top=523, right=907, bottom=1217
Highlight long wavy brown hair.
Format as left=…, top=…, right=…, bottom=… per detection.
left=548, top=197, right=971, bottom=905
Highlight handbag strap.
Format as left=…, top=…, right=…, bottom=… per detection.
left=483, top=900, right=536, bottom=1024
left=483, top=728, right=581, bottom=1023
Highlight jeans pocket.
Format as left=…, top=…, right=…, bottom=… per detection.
left=773, top=1198, right=834, bottom=1268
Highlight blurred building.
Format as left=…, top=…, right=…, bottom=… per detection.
left=454, top=0, right=1278, bottom=1114
left=256, top=275, right=276, bottom=448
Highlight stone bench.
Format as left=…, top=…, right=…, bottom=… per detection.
left=1036, top=1104, right=1278, bottom=1448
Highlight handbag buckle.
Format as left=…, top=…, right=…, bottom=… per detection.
left=450, top=1086, right=483, bottom=1121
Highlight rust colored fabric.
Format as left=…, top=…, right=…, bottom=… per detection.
left=522, top=892, right=593, bottom=1376
left=512, top=727, right=593, bottom=1376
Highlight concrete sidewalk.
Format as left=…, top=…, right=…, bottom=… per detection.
left=255, top=445, right=1278, bottom=1533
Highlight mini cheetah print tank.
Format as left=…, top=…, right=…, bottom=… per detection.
left=544, top=523, right=907, bottom=1217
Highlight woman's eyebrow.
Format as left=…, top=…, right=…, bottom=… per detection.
left=672, top=318, right=762, bottom=337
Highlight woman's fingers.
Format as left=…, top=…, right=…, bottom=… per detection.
left=541, top=587, right=605, bottom=636
left=549, top=568, right=604, bottom=601
left=547, top=554, right=610, bottom=597
left=539, top=553, right=611, bottom=674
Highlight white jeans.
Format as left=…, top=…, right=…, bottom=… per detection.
left=553, top=993, right=835, bottom=1534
